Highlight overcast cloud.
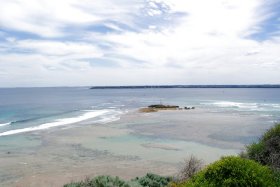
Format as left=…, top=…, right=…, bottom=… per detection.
left=0, top=0, right=279, bottom=87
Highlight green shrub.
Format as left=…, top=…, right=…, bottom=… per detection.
left=133, top=173, right=173, bottom=187
left=64, top=176, right=130, bottom=187
left=262, top=123, right=280, bottom=142
left=64, top=173, right=173, bottom=187
left=273, top=170, right=280, bottom=185
left=184, top=156, right=277, bottom=187
left=245, top=123, right=280, bottom=170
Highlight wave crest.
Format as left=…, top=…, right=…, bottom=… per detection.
left=0, top=110, right=119, bottom=137
left=0, top=122, right=11, bottom=127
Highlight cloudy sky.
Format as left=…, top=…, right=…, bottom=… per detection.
left=0, top=0, right=280, bottom=87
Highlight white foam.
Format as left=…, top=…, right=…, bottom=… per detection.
left=95, top=110, right=124, bottom=124
left=266, top=104, right=280, bottom=108
left=0, top=110, right=109, bottom=137
left=0, top=122, right=11, bottom=127
left=261, top=114, right=273, bottom=117
left=96, top=115, right=121, bottom=124
left=213, top=101, right=251, bottom=108
left=211, top=101, right=260, bottom=110
left=205, top=101, right=280, bottom=112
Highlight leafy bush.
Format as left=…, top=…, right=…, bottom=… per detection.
left=273, top=170, right=280, bottom=185
left=184, top=156, right=277, bottom=187
left=64, top=176, right=130, bottom=187
left=245, top=123, right=280, bottom=170
left=64, top=173, right=173, bottom=187
left=262, top=123, right=280, bottom=141
left=133, top=173, right=173, bottom=187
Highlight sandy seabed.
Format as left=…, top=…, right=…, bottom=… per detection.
left=0, top=109, right=273, bottom=187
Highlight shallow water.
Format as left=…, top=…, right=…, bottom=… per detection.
left=0, top=88, right=279, bottom=186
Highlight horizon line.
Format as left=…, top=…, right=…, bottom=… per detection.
left=1, top=84, right=280, bottom=89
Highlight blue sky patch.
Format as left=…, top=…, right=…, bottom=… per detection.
left=250, top=2, right=280, bottom=41
left=83, top=57, right=121, bottom=68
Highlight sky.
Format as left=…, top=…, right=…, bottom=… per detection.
left=0, top=0, right=280, bottom=87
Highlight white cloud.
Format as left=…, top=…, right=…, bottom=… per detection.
left=0, top=0, right=142, bottom=37
left=0, top=0, right=279, bottom=86
left=13, top=40, right=103, bottom=57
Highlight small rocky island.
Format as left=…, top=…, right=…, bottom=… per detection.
left=139, top=104, right=195, bottom=113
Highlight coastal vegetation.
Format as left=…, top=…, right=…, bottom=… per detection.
left=64, top=124, right=280, bottom=187
left=64, top=173, right=172, bottom=187
left=139, top=104, right=194, bottom=113
left=90, top=85, right=280, bottom=89
left=242, top=123, right=280, bottom=170
left=176, top=156, right=204, bottom=182
left=148, top=105, right=179, bottom=109
left=133, top=173, right=173, bottom=187
left=175, top=156, right=276, bottom=187
left=139, top=104, right=179, bottom=113
left=64, top=176, right=129, bottom=187
left=241, top=123, right=280, bottom=184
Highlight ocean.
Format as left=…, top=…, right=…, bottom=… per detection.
left=0, top=87, right=279, bottom=136
left=0, top=87, right=280, bottom=186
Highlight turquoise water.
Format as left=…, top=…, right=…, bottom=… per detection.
left=0, top=87, right=280, bottom=136
left=0, top=87, right=280, bottom=186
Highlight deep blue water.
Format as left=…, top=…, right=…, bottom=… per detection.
left=0, top=87, right=280, bottom=136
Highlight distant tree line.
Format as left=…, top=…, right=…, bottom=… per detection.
left=90, top=85, right=280, bottom=89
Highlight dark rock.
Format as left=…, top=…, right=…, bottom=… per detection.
left=148, top=104, right=179, bottom=109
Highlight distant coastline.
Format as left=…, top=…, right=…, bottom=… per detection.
left=90, top=85, right=280, bottom=89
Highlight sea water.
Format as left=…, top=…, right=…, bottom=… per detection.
left=1, top=87, right=280, bottom=186
left=0, top=87, right=280, bottom=136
